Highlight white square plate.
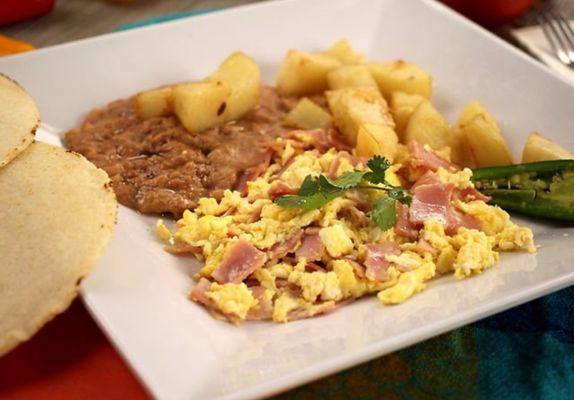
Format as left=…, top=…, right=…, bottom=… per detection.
left=2, top=0, right=573, bottom=399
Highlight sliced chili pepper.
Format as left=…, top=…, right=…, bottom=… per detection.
left=472, top=160, right=574, bottom=221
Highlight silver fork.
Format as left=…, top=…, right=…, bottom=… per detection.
left=537, top=8, right=574, bottom=69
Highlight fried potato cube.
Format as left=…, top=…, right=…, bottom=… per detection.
left=368, top=60, right=432, bottom=100
left=283, top=97, right=332, bottom=130
left=390, top=91, right=426, bottom=138
left=327, top=65, right=378, bottom=90
left=173, top=81, right=230, bottom=133
left=355, top=123, right=398, bottom=162
left=455, top=101, right=513, bottom=167
left=208, top=52, right=261, bottom=121
left=522, top=132, right=574, bottom=162
left=451, top=129, right=476, bottom=168
left=276, top=50, right=341, bottom=95
left=323, top=40, right=365, bottom=65
left=326, top=87, right=395, bottom=146
left=404, top=101, right=453, bottom=151
left=135, top=86, right=173, bottom=119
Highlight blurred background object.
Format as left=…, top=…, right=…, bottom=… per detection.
left=442, top=0, right=534, bottom=27
left=0, top=0, right=55, bottom=26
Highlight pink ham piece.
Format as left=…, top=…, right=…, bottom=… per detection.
left=395, top=203, right=419, bottom=240
left=287, top=301, right=338, bottom=321
left=446, top=207, right=481, bottom=235
left=364, top=242, right=401, bottom=281
left=211, top=240, right=267, bottom=284
left=235, top=148, right=274, bottom=196
left=246, top=286, right=273, bottom=321
left=190, top=277, right=213, bottom=307
left=340, top=205, right=370, bottom=227
left=305, top=262, right=327, bottom=273
left=345, top=258, right=366, bottom=279
left=411, top=170, right=442, bottom=190
left=268, top=180, right=298, bottom=199
left=455, top=186, right=491, bottom=202
left=408, top=140, right=459, bottom=173
left=415, top=238, right=438, bottom=257
left=409, top=182, right=454, bottom=226
left=295, top=233, right=324, bottom=261
left=268, top=229, right=304, bottom=260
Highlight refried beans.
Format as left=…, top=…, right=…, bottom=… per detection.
left=64, top=86, right=314, bottom=216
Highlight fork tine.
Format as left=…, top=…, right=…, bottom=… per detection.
left=553, top=12, right=574, bottom=61
left=543, top=12, right=572, bottom=65
left=538, top=13, right=567, bottom=64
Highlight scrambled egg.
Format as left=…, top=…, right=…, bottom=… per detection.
left=158, top=131, right=536, bottom=324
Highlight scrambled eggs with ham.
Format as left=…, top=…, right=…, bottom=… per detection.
left=158, top=131, right=535, bottom=323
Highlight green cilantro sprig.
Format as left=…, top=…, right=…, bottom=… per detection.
left=274, top=156, right=411, bottom=230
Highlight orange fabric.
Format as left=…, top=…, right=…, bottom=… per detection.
left=0, top=300, right=150, bottom=400
left=0, top=35, right=34, bottom=56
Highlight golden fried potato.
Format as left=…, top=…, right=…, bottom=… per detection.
left=404, top=101, right=453, bottom=150
left=208, top=52, right=261, bottom=121
left=390, top=91, right=425, bottom=138
left=323, top=40, right=365, bottom=65
left=455, top=101, right=513, bottom=167
left=368, top=60, right=432, bottom=100
left=172, top=81, right=230, bottom=133
left=283, top=98, right=332, bottom=130
left=326, top=87, right=394, bottom=146
left=276, top=50, right=341, bottom=95
left=356, top=123, right=398, bottom=162
left=135, top=86, right=173, bottom=119
left=522, top=132, right=573, bottom=162
left=327, top=65, right=378, bottom=90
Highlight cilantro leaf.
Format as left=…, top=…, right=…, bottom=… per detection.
left=371, top=196, right=397, bottom=231
left=275, top=175, right=342, bottom=211
left=329, top=171, right=366, bottom=189
left=364, top=155, right=391, bottom=184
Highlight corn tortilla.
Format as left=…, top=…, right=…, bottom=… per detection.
left=0, top=142, right=117, bottom=356
left=0, top=74, right=39, bottom=168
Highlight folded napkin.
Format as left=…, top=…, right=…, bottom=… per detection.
left=512, top=21, right=574, bottom=86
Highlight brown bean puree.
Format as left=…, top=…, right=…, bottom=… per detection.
left=64, top=86, right=307, bottom=216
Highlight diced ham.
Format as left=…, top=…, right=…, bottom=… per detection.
left=295, top=234, right=324, bottom=261
left=327, top=156, right=341, bottom=179
left=304, top=226, right=322, bottom=235
left=344, top=258, right=366, bottom=279
left=211, top=240, right=267, bottom=284
left=411, top=170, right=442, bottom=190
left=364, top=242, right=401, bottom=281
left=395, top=203, right=419, bottom=240
left=305, top=262, right=327, bottom=273
left=190, top=277, right=213, bottom=307
left=246, top=286, right=273, bottom=321
left=268, top=180, right=298, bottom=199
left=235, top=148, right=274, bottom=195
left=408, top=140, right=459, bottom=173
left=268, top=229, right=304, bottom=260
left=275, top=157, right=296, bottom=179
left=190, top=278, right=242, bottom=324
left=455, top=186, right=491, bottom=202
left=446, top=207, right=481, bottom=235
left=409, top=182, right=454, bottom=226
left=416, top=238, right=438, bottom=257
left=164, top=243, right=203, bottom=257
left=340, top=205, right=370, bottom=227
left=287, top=301, right=338, bottom=321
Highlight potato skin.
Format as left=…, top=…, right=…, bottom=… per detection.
left=403, top=100, right=453, bottom=152
left=368, top=60, right=432, bottom=100
left=276, top=50, right=341, bottom=95
left=455, top=101, right=513, bottom=167
left=326, top=87, right=394, bottom=146
left=283, top=98, right=332, bottom=130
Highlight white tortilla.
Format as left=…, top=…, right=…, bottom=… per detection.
left=0, top=74, right=39, bottom=168
left=0, top=142, right=117, bottom=356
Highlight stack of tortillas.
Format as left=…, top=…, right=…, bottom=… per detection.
left=0, top=75, right=117, bottom=356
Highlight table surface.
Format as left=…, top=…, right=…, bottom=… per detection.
left=1, top=1, right=573, bottom=400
